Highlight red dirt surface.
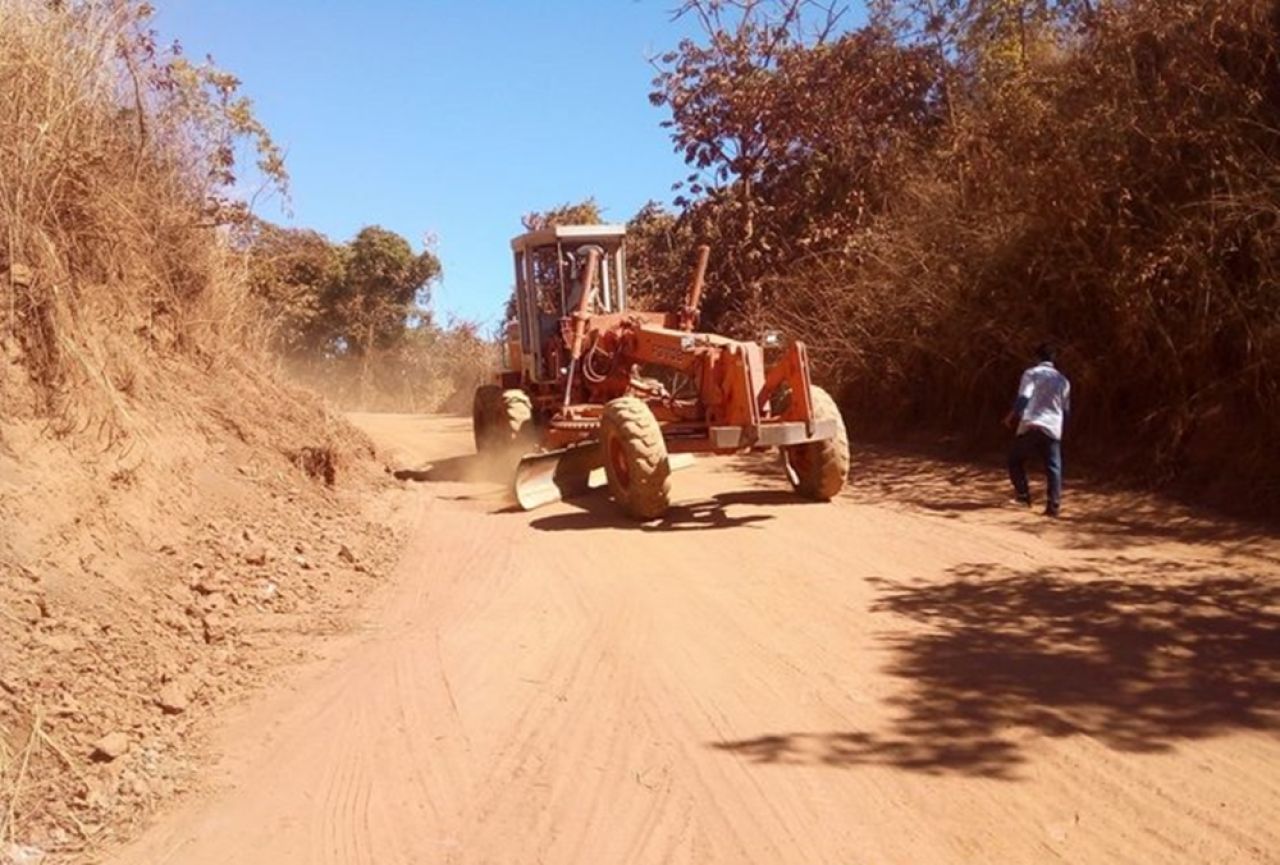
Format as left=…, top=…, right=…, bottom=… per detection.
left=91, top=413, right=1279, bottom=865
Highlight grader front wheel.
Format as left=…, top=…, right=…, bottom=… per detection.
left=783, top=386, right=850, bottom=500
left=600, top=397, right=671, bottom=520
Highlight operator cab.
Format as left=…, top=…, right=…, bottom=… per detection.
left=509, top=224, right=628, bottom=383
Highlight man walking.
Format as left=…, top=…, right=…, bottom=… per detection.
left=1004, top=343, right=1071, bottom=517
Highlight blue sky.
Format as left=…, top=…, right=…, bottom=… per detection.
left=156, top=1, right=703, bottom=330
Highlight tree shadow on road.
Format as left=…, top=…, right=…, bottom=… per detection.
left=859, top=447, right=1277, bottom=552
left=713, top=555, right=1280, bottom=779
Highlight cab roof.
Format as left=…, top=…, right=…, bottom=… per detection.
left=510, top=223, right=626, bottom=252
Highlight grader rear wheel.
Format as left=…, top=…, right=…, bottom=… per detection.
left=783, top=386, right=849, bottom=500
left=472, top=385, right=501, bottom=453
left=472, top=386, right=533, bottom=454
left=600, top=397, right=671, bottom=520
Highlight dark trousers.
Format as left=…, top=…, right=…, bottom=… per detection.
left=1009, top=429, right=1063, bottom=510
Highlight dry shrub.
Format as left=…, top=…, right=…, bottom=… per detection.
left=650, top=0, right=1280, bottom=510
left=764, top=0, right=1280, bottom=511
left=0, top=4, right=391, bottom=853
left=0, top=0, right=282, bottom=430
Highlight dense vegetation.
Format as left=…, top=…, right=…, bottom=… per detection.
left=631, top=0, right=1280, bottom=508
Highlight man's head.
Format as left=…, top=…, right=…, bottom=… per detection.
left=1036, top=342, right=1057, bottom=364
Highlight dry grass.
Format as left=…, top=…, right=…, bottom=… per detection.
left=0, top=0, right=281, bottom=432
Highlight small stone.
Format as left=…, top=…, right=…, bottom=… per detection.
left=244, top=546, right=268, bottom=566
left=16, top=596, right=45, bottom=624
left=294, top=556, right=311, bottom=570
left=158, top=610, right=189, bottom=634
left=156, top=681, right=189, bottom=715
left=91, top=731, right=130, bottom=762
left=51, top=701, right=81, bottom=718
left=78, top=778, right=110, bottom=809
left=202, top=613, right=228, bottom=644
left=189, top=573, right=219, bottom=595
left=337, top=544, right=357, bottom=565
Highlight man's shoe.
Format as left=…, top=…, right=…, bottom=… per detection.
left=1008, top=495, right=1032, bottom=509
left=1043, top=505, right=1061, bottom=518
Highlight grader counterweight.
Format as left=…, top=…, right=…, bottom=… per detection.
left=472, top=224, right=849, bottom=519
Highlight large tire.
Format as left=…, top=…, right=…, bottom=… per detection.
left=498, top=389, right=534, bottom=447
left=600, top=397, right=671, bottom=520
left=783, top=386, right=850, bottom=500
left=473, top=386, right=533, bottom=454
left=472, top=385, right=502, bottom=453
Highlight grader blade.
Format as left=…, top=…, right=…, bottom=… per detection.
left=514, top=443, right=604, bottom=511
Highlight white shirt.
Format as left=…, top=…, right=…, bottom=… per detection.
left=1016, top=361, right=1071, bottom=440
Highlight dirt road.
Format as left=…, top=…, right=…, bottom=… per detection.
left=102, top=414, right=1280, bottom=864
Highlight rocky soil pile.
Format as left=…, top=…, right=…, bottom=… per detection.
left=0, top=356, right=412, bottom=863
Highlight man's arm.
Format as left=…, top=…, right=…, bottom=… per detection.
left=1004, top=371, right=1033, bottom=429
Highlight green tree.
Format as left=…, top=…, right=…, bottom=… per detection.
left=246, top=221, right=345, bottom=355
left=247, top=223, right=440, bottom=359
left=332, top=225, right=441, bottom=358
left=649, top=1, right=939, bottom=325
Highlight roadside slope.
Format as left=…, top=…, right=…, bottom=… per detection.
left=0, top=363, right=410, bottom=857
left=101, top=413, right=1280, bottom=865
left=1, top=4, right=414, bottom=855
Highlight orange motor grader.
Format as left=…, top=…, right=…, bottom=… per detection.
left=473, top=223, right=849, bottom=519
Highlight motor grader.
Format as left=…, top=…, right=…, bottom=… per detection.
left=473, top=223, right=849, bottom=519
